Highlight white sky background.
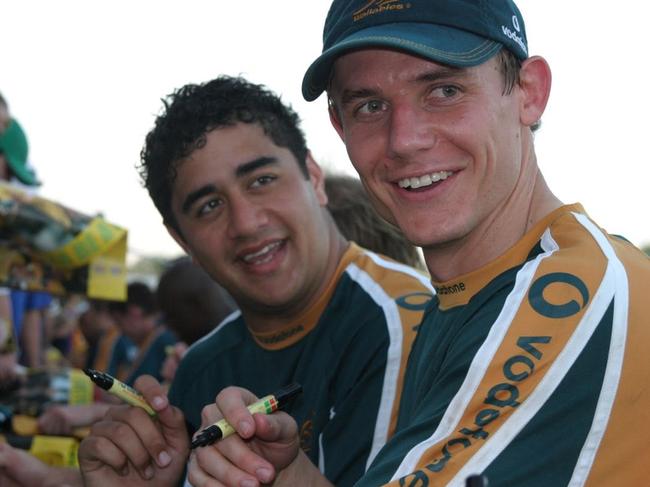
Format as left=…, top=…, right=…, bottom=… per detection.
left=3, top=1, right=649, bottom=262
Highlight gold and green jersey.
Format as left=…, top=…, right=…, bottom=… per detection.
left=168, top=243, right=433, bottom=487
left=358, top=204, right=650, bottom=487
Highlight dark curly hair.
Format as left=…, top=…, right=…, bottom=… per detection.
left=138, top=76, right=309, bottom=234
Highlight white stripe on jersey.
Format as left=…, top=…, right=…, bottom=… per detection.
left=185, top=309, right=242, bottom=354
left=345, top=262, right=404, bottom=471
left=364, top=250, right=435, bottom=293
left=567, top=213, right=628, bottom=486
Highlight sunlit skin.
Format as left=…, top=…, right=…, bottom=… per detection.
left=1, top=101, right=15, bottom=179
left=328, top=49, right=560, bottom=281
left=0, top=102, right=9, bottom=134
left=167, top=122, right=346, bottom=333
left=0, top=155, right=10, bottom=180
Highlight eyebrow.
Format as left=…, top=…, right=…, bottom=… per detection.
left=181, top=184, right=217, bottom=214
left=338, top=66, right=466, bottom=106
left=180, top=156, right=278, bottom=214
left=235, top=156, right=277, bottom=177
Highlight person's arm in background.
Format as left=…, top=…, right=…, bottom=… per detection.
left=21, top=308, right=43, bottom=368
left=21, top=291, right=54, bottom=368
left=160, top=341, right=187, bottom=385
left=0, top=443, right=83, bottom=487
left=0, top=290, right=18, bottom=386
left=38, top=403, right=112, bottom=436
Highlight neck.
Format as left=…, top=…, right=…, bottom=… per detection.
left=424, top=148, right=562, bottom=282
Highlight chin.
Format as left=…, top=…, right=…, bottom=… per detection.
left=410, top=227, right=465, bottom=250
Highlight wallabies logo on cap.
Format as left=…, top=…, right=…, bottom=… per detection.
left=353, top=0, right=410, bottom=22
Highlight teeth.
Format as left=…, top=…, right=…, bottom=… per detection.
left=242, top=242, right=281, bottom=263
left=399, top=171, right=452, bottom=189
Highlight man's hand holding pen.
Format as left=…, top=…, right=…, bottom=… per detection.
left=78, top=375, right=189, bottom=487
left=187, top=385, right=331, bottom=487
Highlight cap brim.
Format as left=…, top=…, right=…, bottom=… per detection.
left=302, top=22, right=502, bottom=101
left=6, top=153, right=39, bottom=186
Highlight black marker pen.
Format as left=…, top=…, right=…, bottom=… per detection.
left=83, top=368, right=156, bottom=416
left=465, top=474, right=489, bottom=487
left=191, top=383, right=302, bottom=449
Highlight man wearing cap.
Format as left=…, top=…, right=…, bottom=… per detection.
left=183, top=1, right=650, bottom=486
left=1, top=104, right=42, bottom=384
left=0, top=93, right=18, bottom=385
left=1, top=114, right=51, bottom=375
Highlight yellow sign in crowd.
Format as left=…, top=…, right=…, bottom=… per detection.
left=0, top=181, right=127, bottom=301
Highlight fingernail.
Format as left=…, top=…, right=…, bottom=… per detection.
left=239, top=420, right=252, bottom=436
left=152, top=396, right=167, bottom=409
left=256, top=467, right=273, bottom=483
left=158, top=450, right=171, bottom=467
left=144, top=465, right=154, bottom=479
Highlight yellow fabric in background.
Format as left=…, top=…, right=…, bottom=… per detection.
left=30, top=435, right=79, bottom=468
left=68, top=368, right=94, bottom=405
left=39, top=218, right=127, bottom=301
left=86, top=228, right=127, bottom=301
left=1, top=182, right=128, bottom=300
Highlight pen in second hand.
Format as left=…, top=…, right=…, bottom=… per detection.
left=191, top=382, right=303, bottom=449
left=466, top=474, right=489, bottom=487
left=83, top=368, right=156, bottom=416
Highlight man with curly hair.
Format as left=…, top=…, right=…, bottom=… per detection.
left=71, top=75, right=433, bottom=487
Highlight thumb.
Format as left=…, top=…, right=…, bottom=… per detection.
left=253, top=411, right=299, bottom=444
left=134, top=375, right=189, bottom=451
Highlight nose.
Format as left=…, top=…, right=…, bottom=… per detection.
left=226, top=194, right=268, bottom=239
left=387, top=102, right=436, bottom=160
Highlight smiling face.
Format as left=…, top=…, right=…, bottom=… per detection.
left=168, top=122, right=339, bottom=321
left=328, top=49, right=538, bottom=260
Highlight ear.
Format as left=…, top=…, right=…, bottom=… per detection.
left=518, top=55, right=552, bottom=127
left=328, top=101, right=345, bottom=141
left=165, top=223, right=195, bottom=261
left=305, top=152, right=328, bottom=206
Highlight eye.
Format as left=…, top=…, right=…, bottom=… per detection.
left=356, top=99, right=386, bottom=116
left=431, top=85, right=461, bottom=100
left=196, top=198, right=222, bottom=217
left=250, top=174, right=277, bottom=188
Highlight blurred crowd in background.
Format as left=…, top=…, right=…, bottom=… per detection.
left=0, top=89, right=426, bottom=470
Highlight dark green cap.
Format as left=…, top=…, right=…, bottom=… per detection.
left=303, top=0, right=528, bottom=101
left=0, top=118, right=40, bottom=186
